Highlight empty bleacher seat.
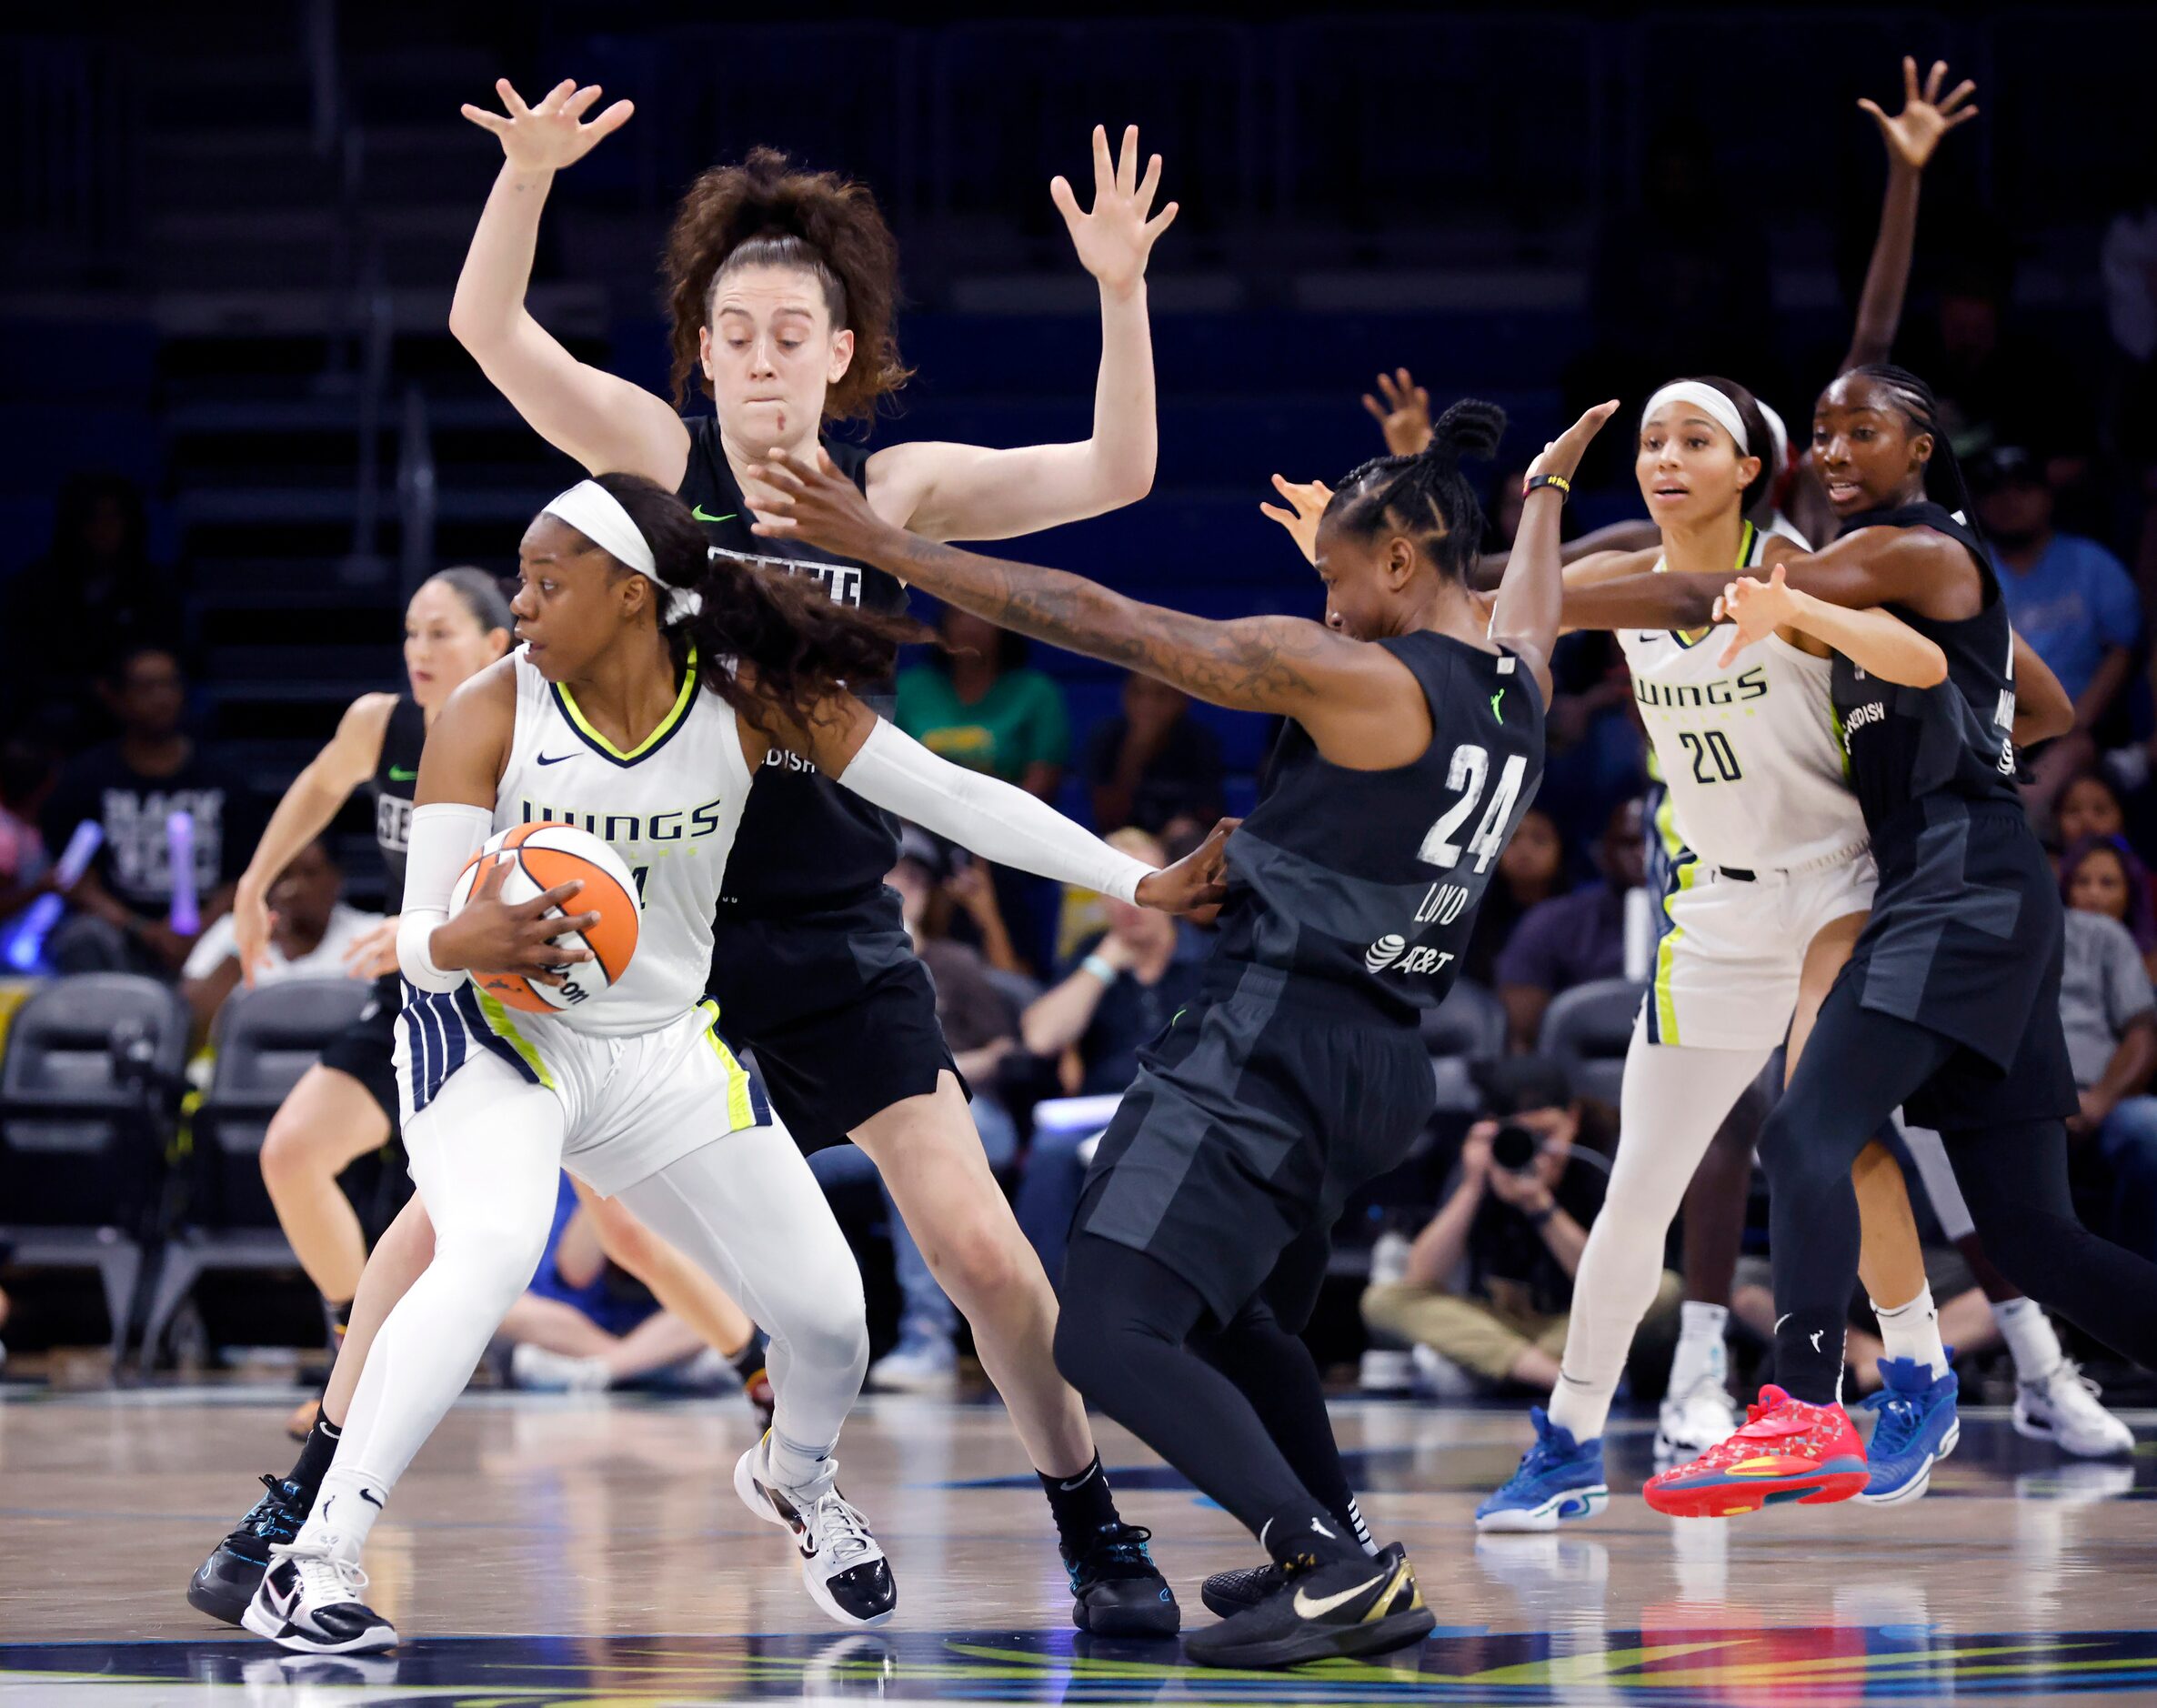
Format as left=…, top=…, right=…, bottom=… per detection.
left=1421, top=979, right=1506, bottom=1113
left=1537, top=978, right=1646, bottom=1110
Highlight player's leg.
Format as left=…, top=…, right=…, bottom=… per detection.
left=245, top=1056, right=565, bottom=1653
left=1901, top=1120, right=2133, bottom=1454
left=256, top=1065, right=392, bottom=1337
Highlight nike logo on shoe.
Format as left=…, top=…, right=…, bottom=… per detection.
left=1292, top=1574, right=1381, bottom=1619
left=537, top=752, right=574, bottom=766
left=1775, top=1314, right=1792, bottom=1332
left=1309, top=1518, right=1336, bottom=1539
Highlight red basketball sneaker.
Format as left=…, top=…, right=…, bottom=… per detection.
left=1643, top=1384, right=1868, bottom=1519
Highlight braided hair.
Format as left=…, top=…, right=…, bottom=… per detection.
left=1323, top=398, right=1507, bottom=586
left=1836, top=363, right=1977, bottom=520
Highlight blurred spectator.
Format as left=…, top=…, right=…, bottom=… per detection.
left=1464, top=805, right=1567, bottom=988
left=1360, top=1057, right=1665, bottom=1395
left=1898, top=254, right=2085, bottom=474
left=501, top=1175, right=764, bottom=1402
left=1497, top=799, right=1646, bottom=1050
left=2058, top=769, right=2132, bottom=849
left=898, top=608, right=1069, bottom=801
left=1013, top=829, right=1208, bottom=1286
left=1084, top=672, right=1224, bottom=835
left=178, top=839, right=379, bottom=1050
left=2060, top=838, right=2157, bottom=1261
left=1974, top=446, right=2140, bottom=819
left=0, top=740, right=55, bottom=929
left=42, top=646, right=262, bottom=978
left=812, top=831, right=1023, bottom=1391
left=1, top=473, right=180, bottom=750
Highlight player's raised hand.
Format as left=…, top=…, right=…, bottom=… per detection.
left=1714, top=564, right=1798, bottom=668
left=1259, top=475, right=1335, bottom=567
left=1526, top=399, right=1621, bottom=488
left=1135, top=817, right=1239, bottom=915
left=1052, top=125, right=1179, bottom=298
left=750, top=446, right=902, bottom=562
left=431, top=857, right=598, bottom=988
left=1860, top=56, right=1977, bottom=173
left=1362, top=368, right=1433, bottom=457
left=460, top=77, right=633, bottom=173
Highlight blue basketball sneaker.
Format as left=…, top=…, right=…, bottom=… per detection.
left=1476, top=1409, right=1608, bottom=1532
left=1855, top=1357, right=1960, bottom=1505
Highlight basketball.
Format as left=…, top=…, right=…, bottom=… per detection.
left=448, top=822, right=641, bottom=1013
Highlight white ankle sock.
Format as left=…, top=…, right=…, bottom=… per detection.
left=297, top=1467, right=386, bottom=1562
left=1669, top=1301, right=1730, bottom=1395
left=767, top=1428, right=838, bottom=1492
left=1546, top=1371, right=1610, bottom=1445
left=1991, top=1296, right=2063, bottom=1384
left=1870, top=1285, right=1948, bottom=1381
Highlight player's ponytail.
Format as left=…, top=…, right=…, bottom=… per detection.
left=591, top=475, right=929, bottom=735
left=1325, top=397, right=1508, bottom=586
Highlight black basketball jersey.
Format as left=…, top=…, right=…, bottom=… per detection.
left=677, top=416, right=908, bottom=907
left=372, top=695, right=426, bottom=913
left=1828, top=500, right=2022, bottom=848
left=1214, top=630, right=1546, bottom=1016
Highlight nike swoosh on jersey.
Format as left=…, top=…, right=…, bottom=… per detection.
left=691, top=506, right=737, bottom=524
left=537, top=752, right=575, bottom=766
left=387, top=767, right=417, bottom=781
left=1293, top=1574, right=1382, bottom=1620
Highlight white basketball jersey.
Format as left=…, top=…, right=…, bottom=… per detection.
left=494, top=647, right=750, bottom=1036
left=1618, top=522, right=1865, bottom=871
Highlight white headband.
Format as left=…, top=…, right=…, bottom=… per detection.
left=1757, top=398, right=1791, bottom=471
left=1641, top=381, right=1750, bottom=455
left=541, top=480, right=704, bottom=625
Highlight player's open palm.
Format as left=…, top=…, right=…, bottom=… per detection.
left=1860, top=56, right=1976, bottom=172
left=1527, top=399, right=1621, bottom=487
left=461, top=77, right=633, bottom=173
left=1362, top=368, right=1433, bottom=457
left=1259, top=475, right=1334, bottom=567
left=1053, top=125, right=1179, bottom=297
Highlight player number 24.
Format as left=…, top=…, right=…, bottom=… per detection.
left=1419, top=743, right=1527, bottom=874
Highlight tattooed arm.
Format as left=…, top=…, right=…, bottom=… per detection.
left=748, top=448, right=1435, bottom=769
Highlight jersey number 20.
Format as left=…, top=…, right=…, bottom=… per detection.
left=1419, top=744, right=1527, bottom=874
left=1678, top=730, right=1743, bottom=784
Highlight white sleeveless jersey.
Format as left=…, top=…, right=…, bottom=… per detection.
left=495, top=647, right=751, bottom=1036
left=1618, top=522, right=1866, bottom=871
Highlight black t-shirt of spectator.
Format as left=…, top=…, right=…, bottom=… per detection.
left=1082, top=715, right=1225, bottom=834
left=1468, top=1158, right=1605, bottom=1318
left=43, top=743, right=259, bottom=915
left=1069, top=923, right=1210, bottom=1096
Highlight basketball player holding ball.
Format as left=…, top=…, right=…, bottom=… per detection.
left=245, top=476, right=1226, bottom=1654
left=450, top=78, right=1186, bottom=1624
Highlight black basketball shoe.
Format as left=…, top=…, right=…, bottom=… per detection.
left=1064, top=1522, right=1179, bottom=1637
left=1200, top=1559, right=1285, bottom=1618
left=186, top=1474, right=309, bottom=1625
left=1184, top=1542, right=1433, bottom=1670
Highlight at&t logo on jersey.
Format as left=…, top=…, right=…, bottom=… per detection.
left=1365, top=934, right=1458, bottom=979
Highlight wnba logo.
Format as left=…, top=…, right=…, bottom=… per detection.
left=1365, top=934, right=1406, bottom=972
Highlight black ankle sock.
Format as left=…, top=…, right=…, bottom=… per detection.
left=323, top=1297, right=353, bottom=1358
left=1039, top=1453, right=1120, bottom=1555
left=288, top=1414, right=341, bottom=1498
left=730, top=1329, right=768, bottom=1387
left=1259, top=1499, right=1363, bottom=1572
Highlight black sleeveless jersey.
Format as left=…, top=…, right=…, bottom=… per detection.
left=1828, top=501, right=2022, bottom=849
left=1214, top=630, right=1546, bottom=1018
left=372, top=695, right=426, bottom=913
left=677, top=416, right=908, bottom=908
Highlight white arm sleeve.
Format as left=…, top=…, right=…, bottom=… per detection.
left=396, top=802, right=495, bottom=992
left=836, top=719, right=1150, bottom=903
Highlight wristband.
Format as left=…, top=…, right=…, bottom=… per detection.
left=1525, top=474, right=1571, bottom=502
left=1080, top=953, right=1119, bottom=985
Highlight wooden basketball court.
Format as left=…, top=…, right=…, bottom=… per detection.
left=2, top=1386, right=2153, bottom=1703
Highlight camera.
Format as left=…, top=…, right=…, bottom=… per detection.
left=1490, top=1121, right=1541, bottom=1173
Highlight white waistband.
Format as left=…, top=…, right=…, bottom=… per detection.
left=1704, top=838, right=1872, bottom=886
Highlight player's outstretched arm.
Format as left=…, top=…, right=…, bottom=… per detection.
left=1489, top=401, right=1620, bottom=704
left=1843, top=57, right=1977, bottom=375
left=741, top=687, right=1229, bottom=915
left=749, top=447, right=1386, bottom=725
left=451, top=77, right=687, bottom=484
left=1713, top=566, right=1948, bottom=685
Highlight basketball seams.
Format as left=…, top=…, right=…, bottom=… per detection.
left=515, top=845, right=636, bottom=984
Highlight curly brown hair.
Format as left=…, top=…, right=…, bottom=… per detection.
left=591, top=474, right=930, bottom=736
left=662, top=146, right=912, bottom=425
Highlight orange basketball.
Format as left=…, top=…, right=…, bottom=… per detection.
left=448, top=821, right=641, bottom=1013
